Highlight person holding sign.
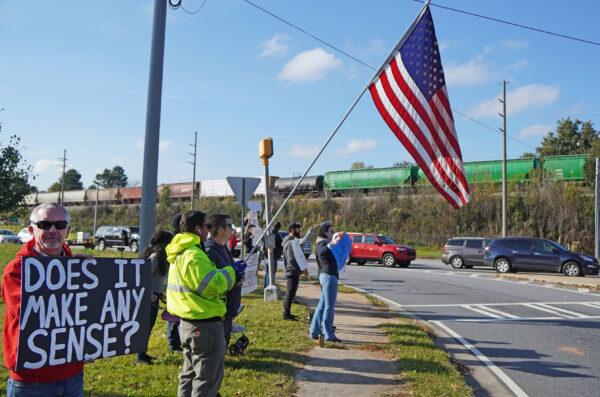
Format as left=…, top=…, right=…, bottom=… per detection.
left=310, top=221, right=344, bottom=343
left=2, top=203, right=85, bottom=396
left=282, top=222, right=312, bottom=321
left=166, top=211, right=244, bottom=397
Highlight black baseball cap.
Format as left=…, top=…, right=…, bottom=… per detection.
left=288, top=222, right=302, bottom=231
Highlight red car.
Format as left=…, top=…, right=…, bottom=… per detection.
left=346, top=233, right=416, bottom=268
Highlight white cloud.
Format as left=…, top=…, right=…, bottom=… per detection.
left=468, top=83, right=560, bottom=118
left=159, top=140, right=172, bottom=153
left=506, top=59, right=528, bottom=71
left=336, top=138, right=378, bottom=156
left=444, top=59, right=493, bottom=86
left=260, top=34, right=290, bottom=58
left=503, top=39, right=529, bottom=50
left=438, top=39, right=457, bottom=52
left=518, top=124, right=551, bottom=139
left=287, top=144, right=320, bottom=159
left=34, top=159, right=61, bottom=174
left=279, top=48, right=342, bottom=83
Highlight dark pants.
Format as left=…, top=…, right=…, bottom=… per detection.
left=223, top=285, right=242, bottom=346
left=137, top=300, right=159, bottom=360
left=283, top=275, right=300, bottom=316
left=167, top=320, right=181, bottom=350
left=7, top=372, right=83, bottom=397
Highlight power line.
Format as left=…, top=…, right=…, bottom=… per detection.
left=182, top=0, right=209, bottom=15
left=241, top=0, right=539, bottom=151
left=169, top=0, right=209, bottom=14
left=413, top=0, right=600, bottom=48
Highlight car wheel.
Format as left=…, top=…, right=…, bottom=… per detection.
left=97, top=239, right=106, bottom=250
left=562, top=261, right=581, bottom=277
left=356, top=260, right=366, bottom=266
left=494, top=258, right=512, bottom=273
left=130, top=241, right=138, bottom=253
left=382, top=253, right=396, bottom=267
left=450, top=256, right=464, bottom=269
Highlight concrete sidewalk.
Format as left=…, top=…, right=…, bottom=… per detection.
left=293, top=282, right=404, bottom=397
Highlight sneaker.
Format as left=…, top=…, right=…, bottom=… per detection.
left=283, top=314, right=298, bottom=321
left=325, top=337, right=342, bottom=343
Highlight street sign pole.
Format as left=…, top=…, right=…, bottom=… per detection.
left=226, top=176, right=261, bottom=260
left=241, top=179, right=246, bottom=259
left=260, top=138, right=276, bottom=301
left=595, top=158, right=599, bottom=258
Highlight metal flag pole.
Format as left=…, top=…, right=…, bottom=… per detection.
left=245, top=1, right=431, bottom=260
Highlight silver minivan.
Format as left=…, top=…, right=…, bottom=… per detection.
left=441, top=237, right=492, bottom=269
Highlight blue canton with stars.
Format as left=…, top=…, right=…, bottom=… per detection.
left=399, top=7, right=445, bottom=101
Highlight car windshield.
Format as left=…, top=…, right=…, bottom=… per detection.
left=0, top=230, right=15, bottom=236
left=129, top=227, right=140, bottom=234
left=549, top=240, right=568, bottom=251
left=380, top=236, right=395, bottom=244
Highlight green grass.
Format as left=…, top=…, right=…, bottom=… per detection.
left=0, top=245, right=312, bottom=396
left=337, top=284, right=357, bottom=294
left=380, top=319, right=472, bottom=397
left=414, top=246, right=441, bottom=259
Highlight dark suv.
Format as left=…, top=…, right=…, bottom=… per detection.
left=442, top=237, right=492, bottom=269
left=95, top=225, right=140, bottom=252
left=483, top=237, right=599, bottom=276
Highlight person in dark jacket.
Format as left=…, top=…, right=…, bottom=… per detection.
left=167, top=212, right=183, bottom=351
left=243, top=224, right=254, bottom=254
left=282, top=222, right=312, bottom=320
left=263, top=221, right=283, bottom=289
left=309, top=221, right=344, bottom=342
left=205, top=214, right=241, bottom=346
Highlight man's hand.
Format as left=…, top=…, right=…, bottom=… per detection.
left=232, top=260, right=247, bottom=283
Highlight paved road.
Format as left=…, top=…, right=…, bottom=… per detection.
left=307, top=258, right=600, bottom=397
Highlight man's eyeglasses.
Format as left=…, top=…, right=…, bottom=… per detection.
left=33, top=221, right=69, bottom=230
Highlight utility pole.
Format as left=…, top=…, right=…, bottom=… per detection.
left=259, top=138, right=277, bottom=301
left=498, top=81, right=507, bottom=237
left=595, top=158, right=599, bottom=258
left=188, top=131, right=198, bottom=210
left=139, top=0, right=167, bottom=254
left=59, top=149, right=67, bottom=205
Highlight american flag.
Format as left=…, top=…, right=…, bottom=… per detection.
left=369, top=6, right=471, bottom=208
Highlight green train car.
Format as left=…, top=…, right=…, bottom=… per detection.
left=324, top=166, right=418, bottom=191
left=324, top=154, right=589, bottom=192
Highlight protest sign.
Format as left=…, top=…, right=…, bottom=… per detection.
left=331, top=234, right=352, bottom=273
left=241, top=252, right=259, bottom=295
left=16, top=256, right=150, bottom=371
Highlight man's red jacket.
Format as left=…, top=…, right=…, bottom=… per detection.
left=1, top=239, right=84, bottom=382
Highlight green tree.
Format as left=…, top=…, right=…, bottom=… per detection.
left=48, top=168, right=83, bottom=192
left=536, top=118, right=599, bottom=156
left=392, top=160, right=416, bottom=167
left=520, top=152, right=535, bottom=159
left=95, top=165, right=128, bottom=187
left=0, top=130, right=34, bottom=213
left=350, top=161, right=373, bottom=170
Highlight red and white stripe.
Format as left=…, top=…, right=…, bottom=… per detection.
left=369, top=52, right=471, bottom=208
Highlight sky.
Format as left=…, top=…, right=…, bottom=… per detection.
left=1, top=0, right=599, bottom=191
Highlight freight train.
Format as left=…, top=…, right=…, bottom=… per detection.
left=24, top=154, right=589, bottom=206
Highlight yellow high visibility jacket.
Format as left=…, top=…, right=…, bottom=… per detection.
left=166, top=232, right=236, bottom=320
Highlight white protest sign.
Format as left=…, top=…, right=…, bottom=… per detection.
left=241, top=252, right=259, bottom=295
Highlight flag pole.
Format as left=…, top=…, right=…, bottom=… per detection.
left=245, top=0, right=432, bottom=260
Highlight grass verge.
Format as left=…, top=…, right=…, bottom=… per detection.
left=379, top=318, right=472, bottom=397
left=0, top=244, right=313, bottom=396
left=414, top=246, right=441, bottom=260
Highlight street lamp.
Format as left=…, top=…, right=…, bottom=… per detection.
left=260, top=137, right=277, bottom=301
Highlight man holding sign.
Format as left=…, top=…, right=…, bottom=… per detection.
left=2, top=203, right=85, bottom=397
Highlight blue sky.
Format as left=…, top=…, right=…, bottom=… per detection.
left=1, top=0, right=599, bottom=191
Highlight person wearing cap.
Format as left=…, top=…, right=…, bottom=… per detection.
left=282, top=222, right=312, bottom=320
left=310, top=221, right=344, bottom=343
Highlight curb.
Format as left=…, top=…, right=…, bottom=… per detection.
left=344, top=284, right=513, bottom=397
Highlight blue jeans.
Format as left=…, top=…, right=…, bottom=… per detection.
left=6, top=372, right=83, bottom=397
left=310, top=273, right=338, bottom=340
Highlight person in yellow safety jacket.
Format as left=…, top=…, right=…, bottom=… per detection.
left=166, top=210, right=240, bottom=397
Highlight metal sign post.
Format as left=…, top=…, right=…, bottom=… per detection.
left=226, top=176, right=261, bottom=258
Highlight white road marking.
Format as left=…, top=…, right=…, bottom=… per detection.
left=469, top=274, right=480, bottom=278
left=523, top=303, right=573, bottom=318
left=582, top=302, right=600, bottom=310
left=463, top=305, right=504, bottom=319
left=579, top=288, right=591, bottom=293
left=432, top=321, right=529, bottom=397
left=475, top=305, right=521, bottom=319
left=396, top=301, right=600, bottom=308
left=535, top=303, right=589, bottom=318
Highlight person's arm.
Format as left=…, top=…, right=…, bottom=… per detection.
left=185, top=251, right=236, bottom=298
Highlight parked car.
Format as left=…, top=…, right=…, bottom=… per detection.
left=442, top=237, right=492, bottom=269
left=94, top=225, right=140, bottom=252
left=483, top=237, right=600, bottom=277
left=346, top=232, right=416, bottom=267
left=0, top=229, right=21, bottom=244
left=18, top=228, right=33, bottom=243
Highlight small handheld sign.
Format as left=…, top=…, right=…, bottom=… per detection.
left=16, top=256, right=150, bottom=370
